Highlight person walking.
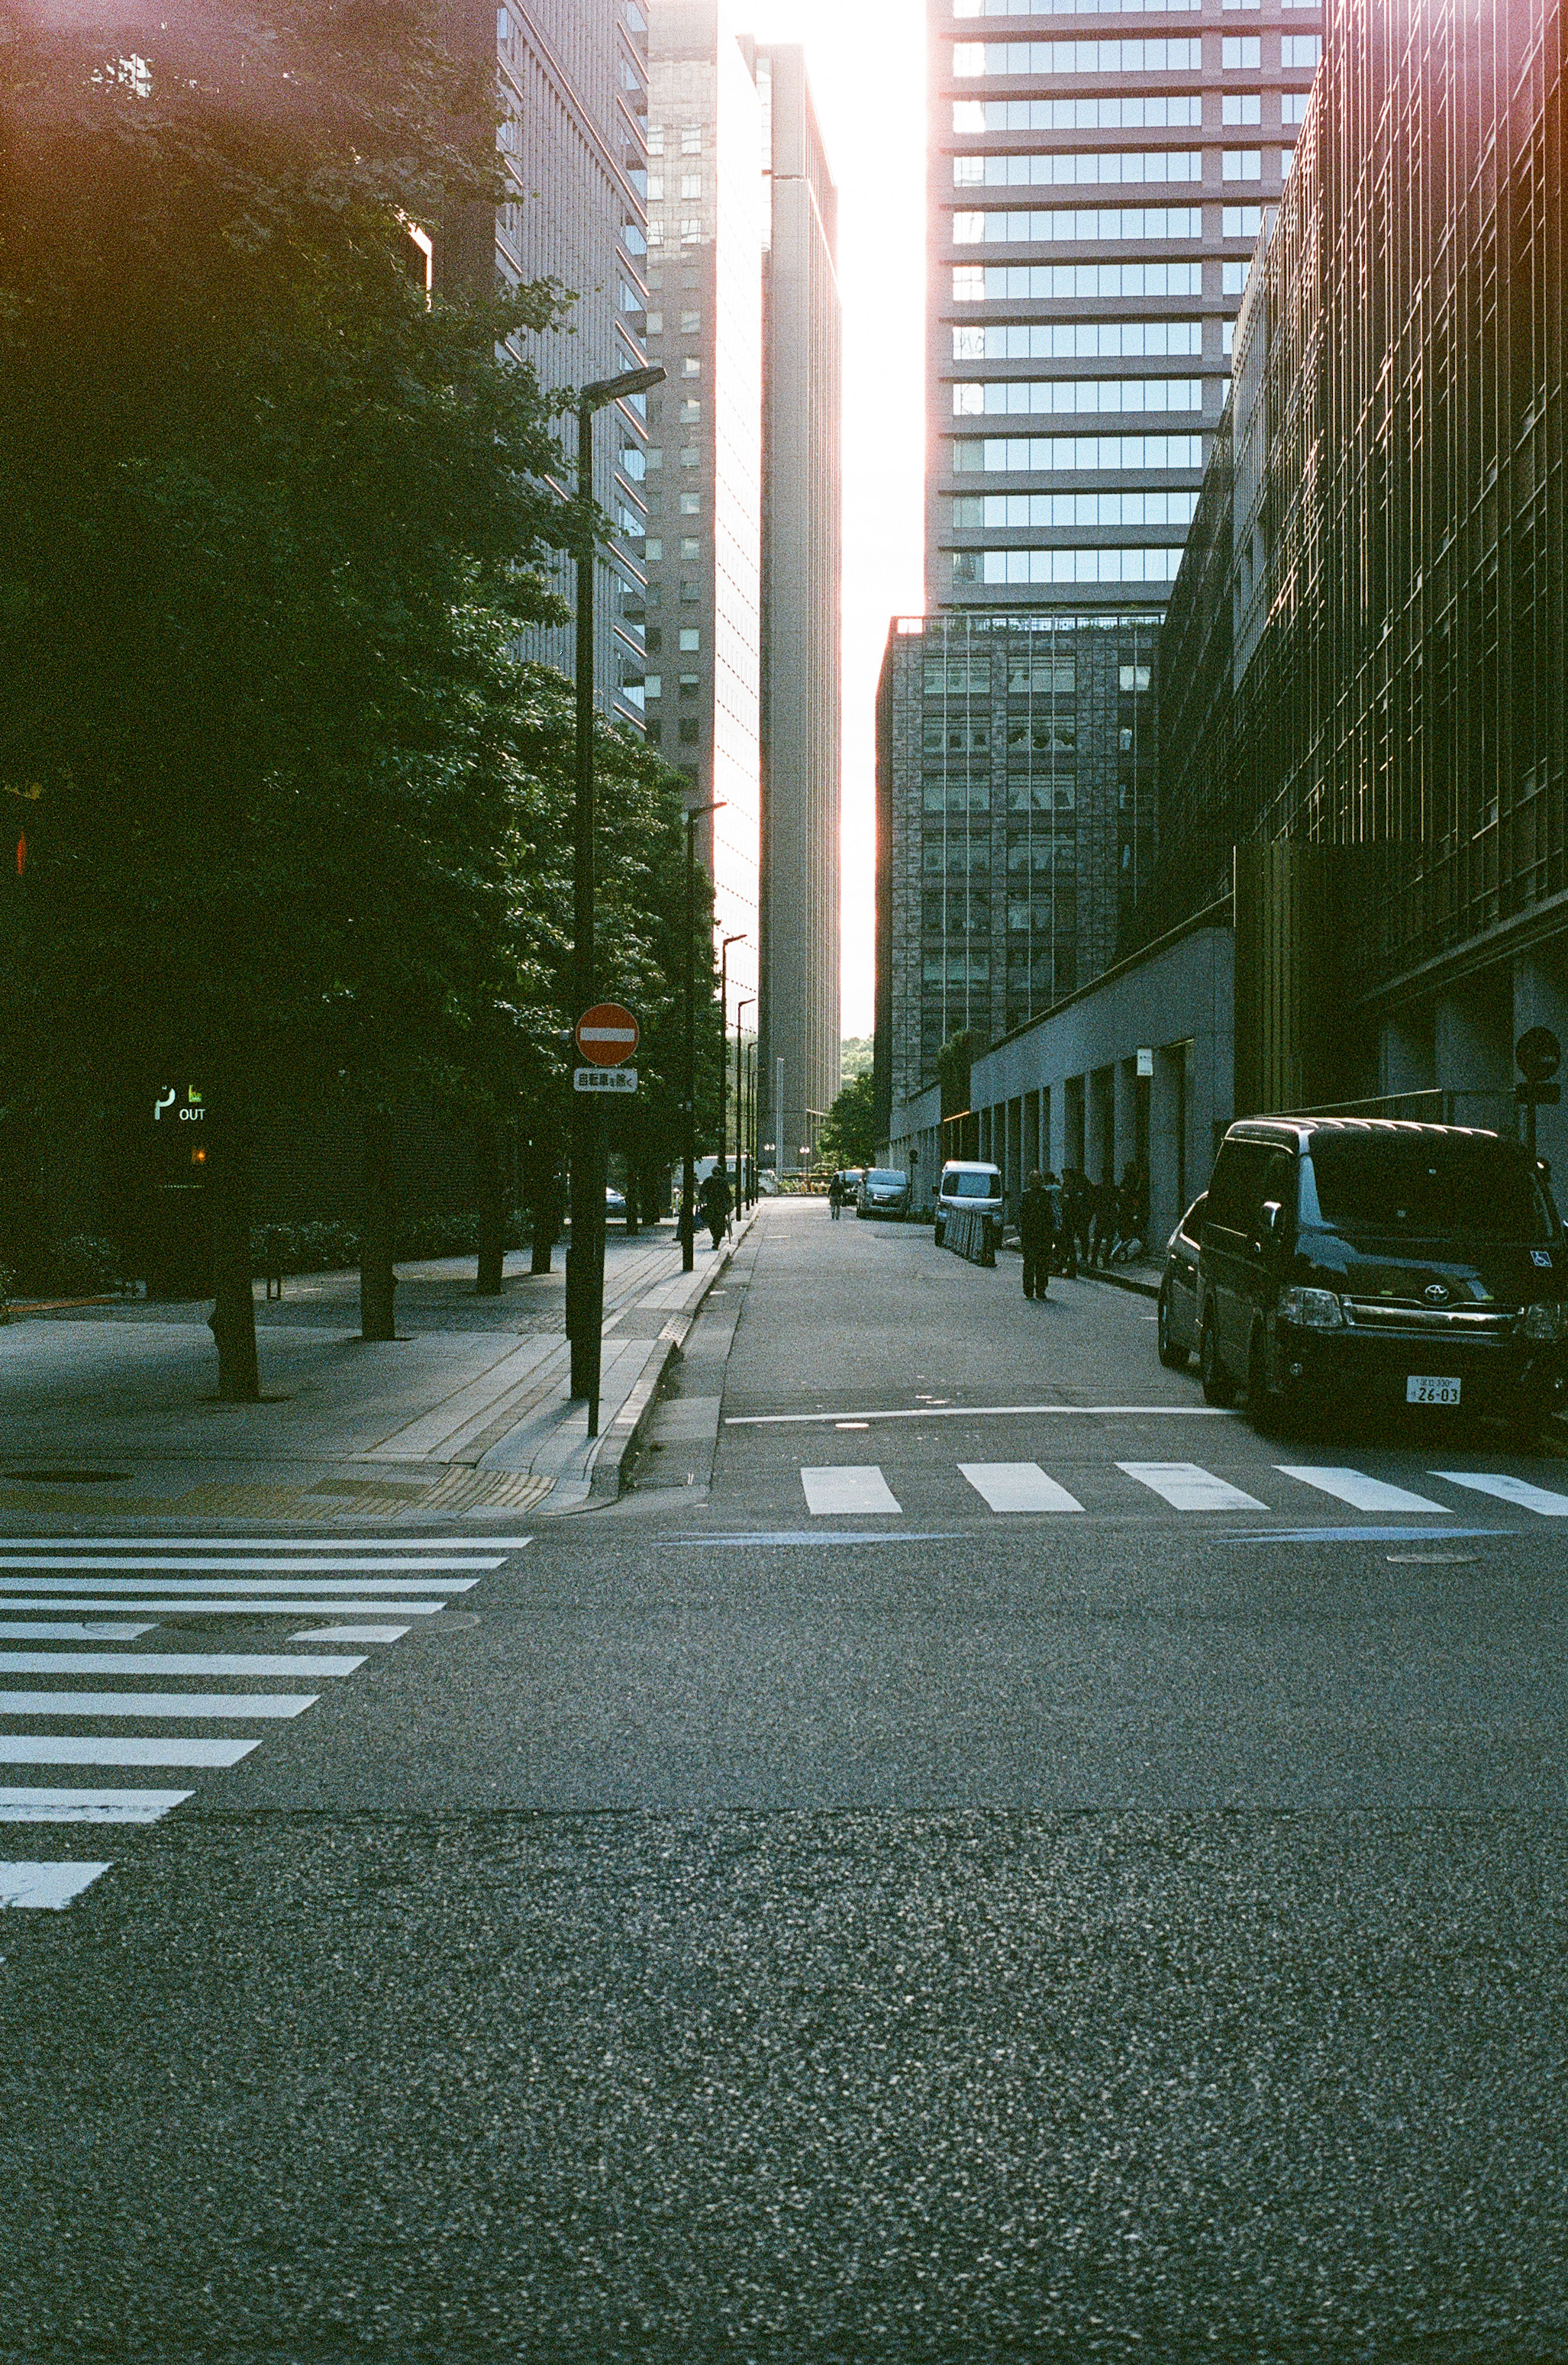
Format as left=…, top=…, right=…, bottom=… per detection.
left=1018, top=1170, right=1057, bottom=1300
left=699, top=1165, right=731, bottom=1250
left=828, top=1171, right=844, bottom=1220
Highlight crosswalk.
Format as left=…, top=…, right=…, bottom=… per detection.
left=795, top=1459, right=1568, bottom=1521
left=0, top=1532, right=522, bottom=1911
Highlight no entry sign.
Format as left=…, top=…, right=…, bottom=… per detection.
left=575, top=1003, right=640, bottom=1066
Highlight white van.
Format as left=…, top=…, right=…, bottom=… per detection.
left=934, top=1160, right=1005, bottom=1248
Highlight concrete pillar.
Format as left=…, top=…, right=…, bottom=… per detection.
left=1006, top=1096, right=1023, bottom=1204
left=1064, top=1074, right=1086, bottom=1174
left=1040, top=1086, right=1051, bottom=1173
left=1434, top=977, right=1512, bottom=1131
left=1150, top=1044, right=1186, bottom=1250
left=1379, top=1008, right=1436, bottom=1106
left=1515, top=950, right=1568, bottom=1181
left=1089, top=1066, right=1115, bottom=1184
left=1024, top=1089, right=1040, bottom=1179
left=1113, top=1058, right=1138, bottom=1194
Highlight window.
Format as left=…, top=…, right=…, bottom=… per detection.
left=954, top=262, right=1202, bottom=301
left=1222, top=92, right=1260, bottom=122
left=644, top=539, right=663, bottom=563
left=679, top=398, right=702, bottom=421
left=1221, top=318, right=1235, bottom=354
left=971, top=547, right=1184, bottom=585
left=1281, top=146, right=1295, bottom=176
left=953, top=321, right=1202, bottom=360
left=681, top=357, right=701, bottom=377
left=954, top=0, right=1198, bottom=12
left=679, top=172, right=702, bottom=198
left=679, top=218, right=701, bottom=247
left=679, top=125, right=701, bottom=153
left=644, top=582, right=662, bottom=609
left=1222, top=206, right=1262, bottom=237
left=953, top=207, right=1203, bottom=244
left=1120, top=665, right=1152, bottom=691
left=680, top=309, right=702, bottom=332
left=952, top=431, right=1204, bottom=471
left=1222, top=36, right=1260, bottom=65
left=644, top=723, right=662, bottom=747
left=923, top=658, right=992, bottom=694
left=680, top=492, right=701, bottom=514
left=955, top=150, right=1202, bottom=186
left=1222, top=259, right=1249, bottom=292
left=645, top=309, right=664, bottom=335
left=646, top=173, right=665, bottom=202
left=644, top=674, right=662, bottom=700
left=679, top=718, right=700, bottom=745
left=680, top=536, right=700, bottom=559
left=953, top=379, right=1203, bottom=415
left=679, top=628, right=700, bottom=652
left=680, top=444, right=700, bottom=466
left=1224, top=150, right=1262, bottom=179
left=646, top=124, right=664, bottom=154
left=1007, top=654, right=1075, bottom=692
left=644, top=447, right=663, bottom=470
left=678, top=673, right=699, bottom=698
left=644, top=628, right=662, bottom=653
left=679, top=578, right=699, bottom=603
left=1280, top=34, right=1321, bottom=64
left=1281, top=90, right=1309, bottom=124
left=955, top=95, right=1201, bottom=131
left=955, top=38, right=1202, bottom=75
left=957, top=489, right=1199, bottom=528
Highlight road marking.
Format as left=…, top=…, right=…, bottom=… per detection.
left=0, top=1860, right=111, bottom=1908
left=0, top=1599, right=447, bottom=1616
left=1276, top=1466, right=1452, bottom=1514
left=0, top=1576, right=476, bottom=1594
left=0, top=1787, right=191, bottom=1824
left=0, top=1652, right=363, bottom=1677
left=1234, top=1525, right=1509, bottom=1544
left=289, top=1626, right=410, bottom=1643
left=1118, top=1462, right=1269, bottom=1512
left=0, top=1736, right=259, bottom=1766
left=728, top=1404, right=1238, bottom=1427
left=1432, top=1471, right=1568, bottom=1516
left=958, top=1462, right=1086, bottom=1514
left=0, top=1621, right=156, bottom=1641
left=0, top=1559, right=493, bottom=1576
left=657, top=1533, right=963, bottom=1547
left=0, top=1536, right=532, bottom=1552
left=801, top=1466, right=903, bottom=1515
left=0, top=1691, right=318, bottom=1720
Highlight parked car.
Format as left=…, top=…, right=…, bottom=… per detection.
left=605, top=1185, right=626, bottom=1221
left=857, top=1168, right=910, bottom=1218
left=1195, top=1116, right=1568, bottom=1437
left=934, top=1160, right=1005, bottom=1249
left=1156, top=1192, right=1206, bottom=1366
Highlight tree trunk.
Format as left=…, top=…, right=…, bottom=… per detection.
left=524, top=1133, right=560, bottom=1276
left=208, top=1053, right=260, bottom=1402
left=360, top=1110, right=397, bottom=1340
left=622, top=1111, right=640, bottom=1236
left=475, top=1118, right=505, bottom=1295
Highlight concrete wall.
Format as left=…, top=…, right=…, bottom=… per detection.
left=968, top=921, right=1234, bottom=1244
left=886, top=1081, right=943, bottom=1215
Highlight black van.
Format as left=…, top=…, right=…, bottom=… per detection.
left=1197, top=1117, right=1568, bottom=1437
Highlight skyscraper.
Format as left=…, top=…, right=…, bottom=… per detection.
left=642, top=0, right=764, bottom=1021
left=757, top=44, right=843, bottom=1180
left=925, top=0, right=1322, bottom=618
left=437, top=1, right=654, bottom=728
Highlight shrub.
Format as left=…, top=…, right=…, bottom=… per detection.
left=54, top=1235, right=126, bottom=1294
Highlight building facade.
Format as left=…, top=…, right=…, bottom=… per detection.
left=925, top=0, right=1322, bottom=619
left=874, top=608, right=1160, bottom=1139
left=757, top=44, right=844, bottom=1179
left=1148, top=0, right=1568, bottom=1169
left=642, top=0, right=764, bottom=1024
left=437, top=0, right=654, bottom=730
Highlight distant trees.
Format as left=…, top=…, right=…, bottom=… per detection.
left=818, top=1072, right=878, bottom=1172
left=0, top=5, right=718, bottom=1391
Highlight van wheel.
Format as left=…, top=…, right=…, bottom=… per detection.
left=1247, top=1327, right=1282, bottom=1435
left=1199, top=1312, right=1234, bottom=1407
left=1157, top=1286, right=1188, bottom=1370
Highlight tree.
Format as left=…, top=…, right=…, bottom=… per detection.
left=818, top=1071, right=878, bottom=1171
left=0, top=4, right=579, bottom=1388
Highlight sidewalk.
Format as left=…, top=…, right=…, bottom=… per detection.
left=0, top=1214, right=758, bottom=1526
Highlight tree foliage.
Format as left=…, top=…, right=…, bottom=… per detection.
left=818, top=1070, right=878, bottom=1171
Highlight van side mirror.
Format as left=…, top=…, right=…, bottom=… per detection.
left=1260, top=1199, right=1286, bottom=1250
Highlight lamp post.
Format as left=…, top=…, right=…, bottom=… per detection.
left=682, top=798, right=723, bottom=1273
left=566, top=361, right=664, bottom=1434
left=735, top=996, right=754, bottom=1215
left=718, top=934, right=744, bottom=1231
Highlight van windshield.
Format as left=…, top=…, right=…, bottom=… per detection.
left=945, top=1172, right=997, bottom=1199
left=1306, top=1136, right=1555, bottom=1244
left=866, top=1171, right=905, bottom=1188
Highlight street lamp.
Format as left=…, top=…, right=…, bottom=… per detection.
left=735, top=995, right=754, bottom=1214
left=682, top=798, right=724, bottom=1273
left=567, top=361, right=664, bottom=1436
left=718, top=933, right=744, bottom=1231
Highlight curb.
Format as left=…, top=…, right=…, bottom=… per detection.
left=584, top=1202, right=763, bottom=1505
left=1073, top=1263, right=1161, bottom=1301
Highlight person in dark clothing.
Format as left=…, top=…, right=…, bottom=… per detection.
left=1018, top=1170, right=1057, bottom=1299
left=1060, top=1167, right=1088, bottom=1277
left=1091, top=1175, right=1121, bottom=1266
left=699, top=1167, right=731, bottom=1249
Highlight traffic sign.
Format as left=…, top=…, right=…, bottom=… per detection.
left=575, top=1003, right=640, bottom=1066
left=1517, top=1026, right=1561, bottom=1086
left=574, top=1066, right=637, bottom=1095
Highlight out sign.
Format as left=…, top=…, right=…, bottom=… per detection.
left=574, top=1002, right=640, bottom=1067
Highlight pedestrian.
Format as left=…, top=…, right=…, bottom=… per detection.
left=1091, top=1174, right=1120, bottom=1266
left=699, top=1165, right=731, bottom=1250
left=828, top=1171, right=844, bottom=1220
left=1018, top=1170, right=1057, bottom=1299
left=1061, top=1166, right=1089, bottom=1276
left=1042, top=1170, right=1069, bottom=1275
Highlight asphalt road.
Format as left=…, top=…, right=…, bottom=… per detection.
left=5, top=1198, right=1568, bottom=2363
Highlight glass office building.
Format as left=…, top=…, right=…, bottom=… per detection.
left=926, top=0, right=1322, bottom=617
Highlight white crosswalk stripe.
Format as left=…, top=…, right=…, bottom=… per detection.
left=1276, top=1466, right=1451, bottom=1514
left=801, top=1466, right=902, bottom=1515
left=1116, top=1462, right=1270, bottom=1511
left=0, top=1570, right=482, bottom=1589
left=1431, top=1470, right=1568, bottom=1515
left=0, top=1787, right=191, bottom=1825
left=0, top=1736, right=260, bottom=1766
left=0, top=1598, right=449, bottom=1615
left=959, top=1462, right=1085, bottom=1514
left=0, top=1692, right=317, bottom=1720
left=0, top=1621, right=156, bottom=1641
left=0, top=1652, right=362, bottom=1678
left=290, top=1625, right=409, bottom=1642
left=0, top=1860, right=111, bottom=1908
left=0, top=1536, right=528, bottom=1553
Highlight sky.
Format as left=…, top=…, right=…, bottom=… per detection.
left=743, top=0, right=928, bottom=1039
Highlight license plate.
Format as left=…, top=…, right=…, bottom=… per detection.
left=1407, top=1375, right=1462, bottom=1406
